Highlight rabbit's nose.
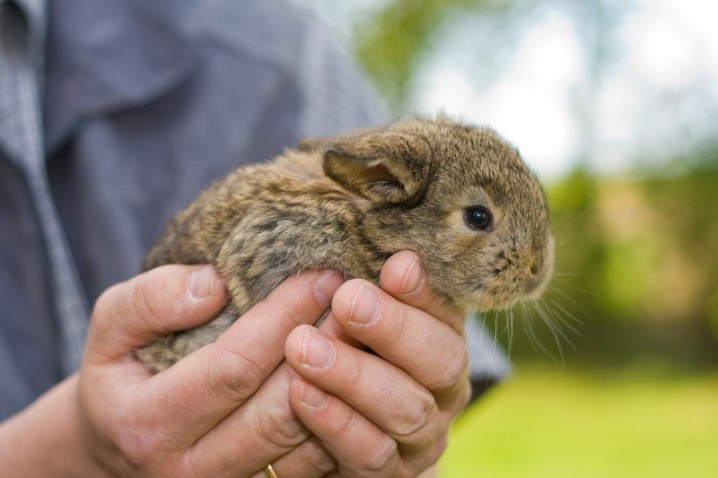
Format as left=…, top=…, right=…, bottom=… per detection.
left=528, top=250, right=543, bottom=276
left=524, top=262, right=547, bottom=296
left=529, top=234, right=553, bottom=276
left=523, top=236, right=554, bottom=298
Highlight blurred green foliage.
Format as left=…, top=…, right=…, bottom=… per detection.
left=339, top=1, right=718, bottom=473
left=349, top=0, right=718, bottom=364
left=494, top=157, right=718, bottom=364
left=461, top=159, right=718, bottom=474
left=352, top=0, right=630, bottom=112
left=355, top=0, right=515, bottom=110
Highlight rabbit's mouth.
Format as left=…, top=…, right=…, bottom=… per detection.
left=524, top=235, right=555, bottom=299
left=472, top=278, right=548, bottom=311
left=522, top=270, right=551, bottom=301
left=521, top=252, right=553, bottom=302
left=471, top=288, right=520, bottom=311
left=470, top=235, right=554, bottom=311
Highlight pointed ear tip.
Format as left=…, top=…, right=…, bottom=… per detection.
left=297, top=136, right=322, bottom=152
left=322, top=149, right=348, bottom=179
left=323, top=146, right=365, bottom=165
left=322, top=147, right=342, bottom=165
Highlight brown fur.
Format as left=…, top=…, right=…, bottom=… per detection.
left=136, top=116, right=554, bottom=372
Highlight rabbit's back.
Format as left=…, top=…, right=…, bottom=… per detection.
left=137, top=152, right=388, bottom=372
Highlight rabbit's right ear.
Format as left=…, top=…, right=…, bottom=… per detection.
left=323, top=132, right=432, bottom=206
left=297, top=136, right=329, bottom=153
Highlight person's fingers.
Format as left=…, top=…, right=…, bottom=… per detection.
left=250, top=436, right=336, bottom=478
left=251, top=313, right=438, bottom=478
left=379, top=250, right=465, bottom=334
left=188, top=312, right=409, bottom=478
left=141, top=270, right=344, bottom=446
left=330, top=278, right=471, bottom=412
left=178, top=363, right=310, bottom=475
left=85, top=264, right=227, bottom=364
left=270, top=254, right=469, bottom=477
left=317, top=311, right=362, bottom=348
left=84, top=266, right=343, bottom=464
left=285, top=325, right=445, bottom=470
left=239, top=314, right=391, bottom=478
left=288, top=378, right=403, bottom=478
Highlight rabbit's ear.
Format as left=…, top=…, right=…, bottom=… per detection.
left=297, top=136, right=329, bottom=153
left=323, top=132, right=431, bottom=206
left=297, top=127, right=378, bottom=153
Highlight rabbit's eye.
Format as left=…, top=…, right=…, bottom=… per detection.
left=465, top=206, right=493, bottom=231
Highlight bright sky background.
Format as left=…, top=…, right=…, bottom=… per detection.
left=297, top=0, right=718, bottom=181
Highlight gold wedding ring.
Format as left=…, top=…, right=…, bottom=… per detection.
left=264, top=464, right=278, bottom=478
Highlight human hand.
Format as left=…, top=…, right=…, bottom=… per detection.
left=0, top=256, right=468, bottom=477
left=265, top=251, right=472, bottom=477
left=76, top=265, right=343, bottom=476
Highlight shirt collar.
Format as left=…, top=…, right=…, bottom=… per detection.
left=43, top=0, right=197, bottom=154
left=1, top=0, right=46, bottom=66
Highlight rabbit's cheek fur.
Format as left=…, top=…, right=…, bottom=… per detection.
left=419, top=205, right=553, bottom=311
left=475, top=231, right=554, bottom=309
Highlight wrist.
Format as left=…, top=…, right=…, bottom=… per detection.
left=0, top=375, right=108, bottom=477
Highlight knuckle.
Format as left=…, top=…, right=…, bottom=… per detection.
left=91, top=286, right=117, bottom=323
left=384, top=302, right=410, bottom=347
left=87, top=283, right=139, bottom=359
left=405, top=432, right=448, bottom=476
left=363, top=436, right=398, bottom=473
left=87, top=288, right=117, bottom=341
left=390, top=388, right=437, bottom=439
left=111, top=420, right=166, bottom=468
left=255, top=406, right=306, bottom=448
left=431, top=349, right=468, bottom=392
left=328, top=405, right=358, bottom=439
left=129, top=278, right=168, bottom=334
left=178, top=449, right=207, bottom=478
left=139, top=273, right=172, bottom=315
left=206, top=344, right=265, bottom=404
left=90, top=282, right=132, bottom=334
left=297, top=438, right=337, bottom=476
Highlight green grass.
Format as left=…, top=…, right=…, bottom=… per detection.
left=440, top=363, right=718, bottom=478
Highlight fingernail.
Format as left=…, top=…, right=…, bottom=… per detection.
left=314, top=271, right=342, bottom=306
left=348, top=284, right=380, bottom=326
left=188, top=265, right=220, bottom=299
left=300, top=382, right=328, bottom=409
left=302, top=328, right=335, bottom=368
left=400, top=257, right=425, bottom=296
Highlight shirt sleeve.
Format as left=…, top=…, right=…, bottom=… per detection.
left=291, top=11, right=390, bottom=138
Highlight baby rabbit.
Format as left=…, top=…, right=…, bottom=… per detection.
left=137, top=116, right=554, bottom=372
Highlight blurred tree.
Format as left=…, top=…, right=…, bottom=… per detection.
left=500, top=159, right=718, bottom=363
left=352, top=0, right=631, bottom=113
left=353, top=0, right=516, bottom=110
left=348, top=0, right=718, bottom=363
left=640, top=153, right=718, bottom=328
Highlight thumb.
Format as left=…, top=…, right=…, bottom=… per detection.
left=85, top=265, right=226, bottom=364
